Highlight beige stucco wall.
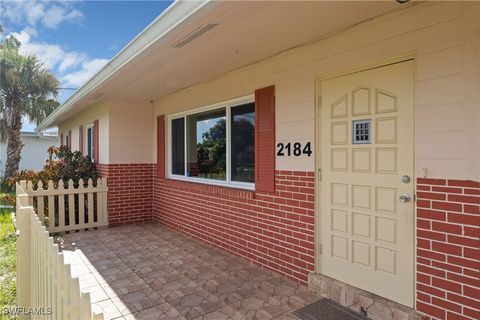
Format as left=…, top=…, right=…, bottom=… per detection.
left=108, top=100, right=153, bottom=164
left=153, top=1, right=480, bottom=181
left=57, top=2, right=479, bottom=181
left=58, top=99, right=154, bottom=165
left=58, top=100, right=110, bottom=163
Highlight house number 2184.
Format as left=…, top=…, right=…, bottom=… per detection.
left=276, top=142, right=312, bottom=157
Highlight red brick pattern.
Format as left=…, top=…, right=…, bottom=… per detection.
left=96, top=163, right=108, bottom=178
left=93, top=162, right=479, bottom=316
left=416, top=178, right=480, bottom=320
left=153, top=170, right=315, bottom=283
left=96, top=163, right=155, bottom=226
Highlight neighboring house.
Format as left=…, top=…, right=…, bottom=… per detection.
left=37, top=2, right=479, bottom=320
left=0, top=132, right=58, bottom=175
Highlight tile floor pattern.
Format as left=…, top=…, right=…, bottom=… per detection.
left=59, top=223, right=323, bottom=320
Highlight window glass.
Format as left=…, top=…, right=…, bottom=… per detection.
left=169, top=99, right=255, bottom=187
left=87, top=127, right=93, bottom=159
left=171, top=118, right=185, bottom=175
left=231, top=103, right=255, bottom=182
left=187, top=108, right=226, bottom=180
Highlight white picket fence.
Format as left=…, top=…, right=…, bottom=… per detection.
left=15, top=182, right=103, bottom=319
left=20, top=178, right=108, bottom=233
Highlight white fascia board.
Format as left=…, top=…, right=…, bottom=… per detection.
left=20, top=132, right=39, bottom=138
left=37, top=0, right=212, bottom=131
left=20, top=131, right=58, bottom=140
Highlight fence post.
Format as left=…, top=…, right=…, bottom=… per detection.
left=16, top=182, right=32, bottom=319
left=101, top=178, right=108, bottom=226
left=15, top=181, right=105, bottom=320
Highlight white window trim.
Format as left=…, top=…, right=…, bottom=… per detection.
left=85, top=123, right=94, bottom=160
left=167, top=94, right=255, bottom=190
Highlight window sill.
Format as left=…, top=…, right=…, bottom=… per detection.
left=168, top=175, right=254, bottom=190
left=164, top=176, right=255, bottom=199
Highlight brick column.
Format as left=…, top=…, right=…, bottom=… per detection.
left=96, top=163, right=155, bottom=226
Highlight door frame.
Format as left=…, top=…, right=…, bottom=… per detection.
left=313, top=53, right=417, bottom=284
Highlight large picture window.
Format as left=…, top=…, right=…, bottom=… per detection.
left=169, top=97, right=255, bottom=188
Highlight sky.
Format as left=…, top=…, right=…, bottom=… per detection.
left=0, top=0, right=173, bottom=132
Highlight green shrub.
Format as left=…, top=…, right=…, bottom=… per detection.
left=56, top=145, right=97, bottom=187
left=4, top=145, right=97, bottom=191
left=2, top=146, right=99, bottom=228
left=0, top=193, right=15, bottom=207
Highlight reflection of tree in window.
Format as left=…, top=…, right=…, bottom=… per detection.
left=231, top=103, right=255, bottom=182
left=187, top=108, right=226, bottom=180
left=171, top=118, right=185, bottom=175
left=87, top=126, right=93, bottom=159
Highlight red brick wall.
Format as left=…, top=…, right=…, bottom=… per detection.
left=153, top=170, right=316, bottom=282
left=416, top=178, right=480, bottom=320
left=96, top=163, right=109, bottom=178
left=96, top=163, right=155, bottom=226
left=95, top=162, right=479, bottom=315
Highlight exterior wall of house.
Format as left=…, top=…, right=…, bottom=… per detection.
left=152, top=1, right=480, bottom=181
left=59, top=99, right=154, bottom=225
left=58, top=100, right=154, bottom=226
left=58, top=100, right=110, bottom=163
left=149, top=2, right=479, bottom=320
left=96, top=163, right=155, bottom=225
left=154, top=171, right=316, bottom=282
left=98, top=100, right=154, bottom=225
left=108, top=100, right=153, bottom=164
left=416, top=178, right=479, bottom=320
left=0, top=134, right=58, bottom=174
left=56, top=2, right=479, bottom=320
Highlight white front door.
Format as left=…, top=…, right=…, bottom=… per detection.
left=319, top=60, right=415, bottom=307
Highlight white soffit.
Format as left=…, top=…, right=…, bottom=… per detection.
left=38, top=0, right=408, bottom=129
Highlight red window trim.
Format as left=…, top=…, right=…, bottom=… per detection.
left=67, top=130, right=72, bottom=149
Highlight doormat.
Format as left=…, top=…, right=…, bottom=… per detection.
left=293, top=299, right=369, bottom=320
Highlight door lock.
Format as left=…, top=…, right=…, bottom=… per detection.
left=401, top=175, right=411, bottom=183
left=399, top=194, right=411, bottom=202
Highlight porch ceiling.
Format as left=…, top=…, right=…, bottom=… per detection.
left=104, top=1, right=406, bottom=101
left=41, top=0, right=411, bottom=128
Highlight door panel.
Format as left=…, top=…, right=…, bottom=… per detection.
left=319, top=60, right=415, bottom=307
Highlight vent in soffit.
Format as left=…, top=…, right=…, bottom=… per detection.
left=171, top=23, right=219, bottom=48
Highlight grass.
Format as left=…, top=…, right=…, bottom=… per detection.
left=0, top=208, right=16, bottom=319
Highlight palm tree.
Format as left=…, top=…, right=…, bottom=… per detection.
left=0, top=34, right=60, bottom=178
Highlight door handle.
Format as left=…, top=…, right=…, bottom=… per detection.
left=399, top=194, right=411, bottom=203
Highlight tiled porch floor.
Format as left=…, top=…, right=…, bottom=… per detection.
left=59, top=223, right=323, bottom=320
